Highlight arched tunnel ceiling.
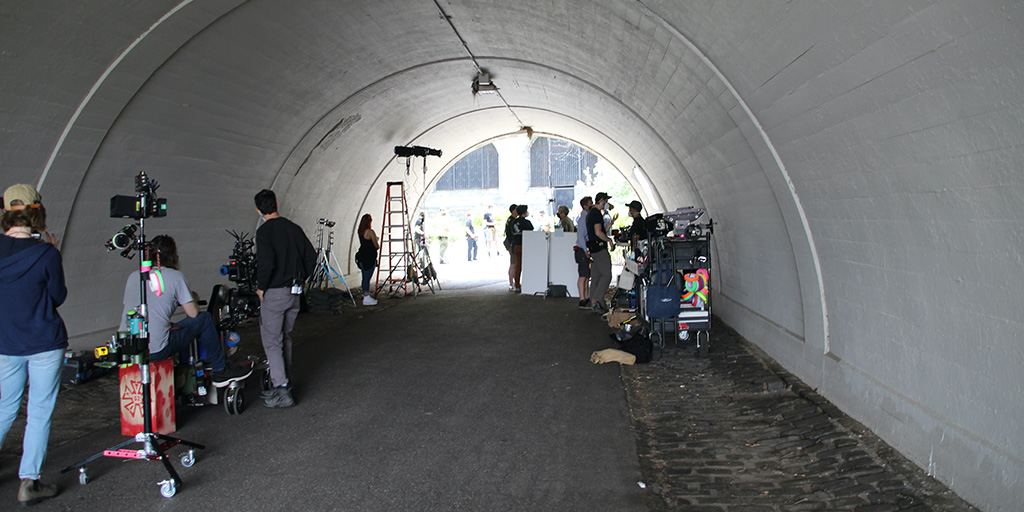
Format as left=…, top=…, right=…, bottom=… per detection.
left=3, top=2, right=1023, bottom=510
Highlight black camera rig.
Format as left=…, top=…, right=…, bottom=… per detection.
left=209, top=230, right=260, bottom=333
left=104, top=172, right=167, bottom=259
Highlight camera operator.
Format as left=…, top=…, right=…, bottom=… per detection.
left=253, top=189, right=316, bottom=408
left=0, top=184, right=65, bottom=506
left=119, top=235, right=253, bottom=386
left=587, top=192, right=616, bottom=314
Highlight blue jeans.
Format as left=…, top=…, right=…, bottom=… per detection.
left=360, top=263, right=375, bottom=294
left=150, top=311, right=226, bottom=373
left=0, top=348, right=64, bottom=480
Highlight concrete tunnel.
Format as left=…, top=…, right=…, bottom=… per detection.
left=2, top=1, right=1021, bottom=510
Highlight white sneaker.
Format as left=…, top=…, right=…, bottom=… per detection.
left=362, top=295, right=378, bottom=306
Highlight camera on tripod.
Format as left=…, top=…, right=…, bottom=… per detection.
left=105, top=171, right=166, bottom=259
left=110, top=172, right=167, bottom=219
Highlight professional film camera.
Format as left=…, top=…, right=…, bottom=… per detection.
left=208, top=230, right=260, bottom=340
left=104, top=172, right=166, bottom=259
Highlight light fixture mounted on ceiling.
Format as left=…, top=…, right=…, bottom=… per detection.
left=472, top=72, right=498, bottom=95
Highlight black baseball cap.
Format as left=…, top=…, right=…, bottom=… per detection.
left=595, top=192, right=611, bottom=203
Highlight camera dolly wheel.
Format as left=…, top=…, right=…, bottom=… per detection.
left=224, top=384, right=244, bottom=415
left=159, top=479, right=177, bottom=498
left=260, top=368, right=272, bottom=392
left=78, top=467, right=89, bottom=485
left=180, top=449, right=196, bottom=468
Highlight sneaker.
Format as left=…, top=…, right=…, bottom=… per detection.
left=212, top=361, right=255, bottom=388
left=18, top=479, right=58, bottom=506
left=508, top=285, right=516, bottom=292
left=259, top=382, right=291, bottom=400
left=263, top=386, right=295, bottom=408
left=589, top=302, right=608, bottom=315
left=514, top=287, right=522, bottom=293
left=578, top=299, right=591, bottom=309
left=362, top=295, right=378, bottom=306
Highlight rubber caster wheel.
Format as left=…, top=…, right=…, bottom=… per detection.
left=180, top=450, right=196, bottom=468
left=159, top=479, right=177, bottom=498
left=224, top=386, right=244, bottom=415
left=78, top=469, right=89, bottom=485
left=260, top=369, right=272, bottom=392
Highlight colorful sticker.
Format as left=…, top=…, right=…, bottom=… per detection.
left=681, top=268, right=709, bottom=307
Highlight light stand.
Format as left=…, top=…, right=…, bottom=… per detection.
left=62, top=172, right=204, bottom=498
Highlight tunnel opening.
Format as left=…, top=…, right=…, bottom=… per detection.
left=411, top=134, right=642, bottom=290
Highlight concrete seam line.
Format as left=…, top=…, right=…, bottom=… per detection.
left=633, top=0, right=830, bottom=353
left=36, top=0, right=196, bottom=191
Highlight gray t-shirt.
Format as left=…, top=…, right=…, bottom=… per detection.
left=119, top=268, right=193, bottom=354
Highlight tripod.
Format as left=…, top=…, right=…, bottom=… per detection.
left=307, top=218, right=357, bottom=306
left=413, top=238, right=441, bottom=293
left=62, top=172, right=204, bottom=498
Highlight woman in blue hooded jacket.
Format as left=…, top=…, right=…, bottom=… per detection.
left=0, top=184, right=66, bottom=506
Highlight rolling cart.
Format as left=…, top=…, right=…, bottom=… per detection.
left=637, top=209, right=713, bottom=357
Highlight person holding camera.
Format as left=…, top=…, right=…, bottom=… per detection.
left=119, top=235, right=253, bottom=387
left=254, top=189, right=316, bottom=408
left=355, top=213, right=379, bottom=306
left=0, top=184, right=65, bottom=506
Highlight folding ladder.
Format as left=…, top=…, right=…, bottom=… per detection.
left=374, top=182, right=418, bottom=296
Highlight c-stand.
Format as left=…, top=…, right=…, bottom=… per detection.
left=62, top=171, right=204, bottom=498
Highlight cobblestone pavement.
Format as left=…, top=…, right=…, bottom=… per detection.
left=621, top=323, right=979, bottom=512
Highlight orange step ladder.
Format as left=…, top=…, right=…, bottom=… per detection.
left=374, top=182, right=419, bottom=297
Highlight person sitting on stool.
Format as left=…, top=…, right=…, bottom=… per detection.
left=119, top=235, right=253, bottom=386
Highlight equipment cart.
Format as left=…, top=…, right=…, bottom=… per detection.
left=638, top=210, right=713, bottom=357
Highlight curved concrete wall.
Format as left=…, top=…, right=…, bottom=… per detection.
left=1, top=1, right=1020, bottom=509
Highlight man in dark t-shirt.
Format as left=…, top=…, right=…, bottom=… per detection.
left=587, top=192, right=615, bottom=314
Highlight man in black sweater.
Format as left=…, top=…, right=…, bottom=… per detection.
left=254, top=189, right=316, bottom=408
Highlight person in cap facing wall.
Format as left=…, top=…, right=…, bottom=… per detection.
left=627, top=199, right=647, bottom=238
left=621, top=200, right=648, bottom=259
left=0, top=184, right=65, bottom=506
